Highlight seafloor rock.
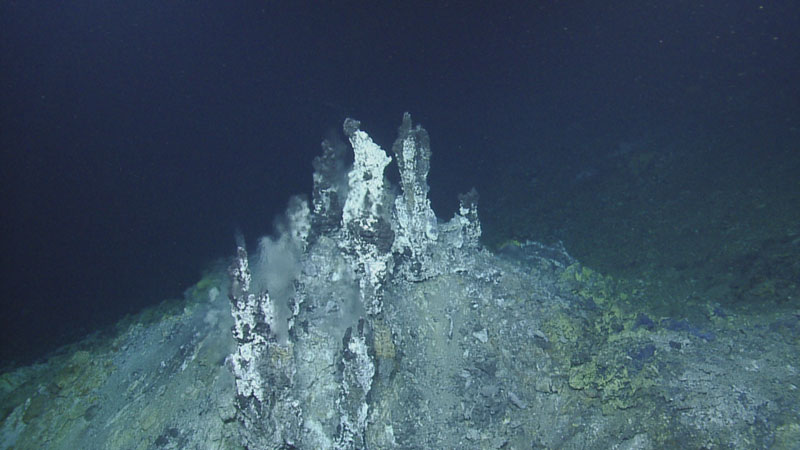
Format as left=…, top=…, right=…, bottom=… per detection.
left=1, top=114, right=797, bottom=450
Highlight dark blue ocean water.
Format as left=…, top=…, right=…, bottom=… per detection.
left=2, top=1, right=798, bottom=366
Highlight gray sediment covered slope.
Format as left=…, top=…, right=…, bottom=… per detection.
left=1, top=114, right=798, bottom=449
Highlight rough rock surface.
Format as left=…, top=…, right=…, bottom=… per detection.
left=1, top=114, right=797, bottom=450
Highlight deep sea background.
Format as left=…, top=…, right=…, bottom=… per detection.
left=1, top=1, right=798, bottom=366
